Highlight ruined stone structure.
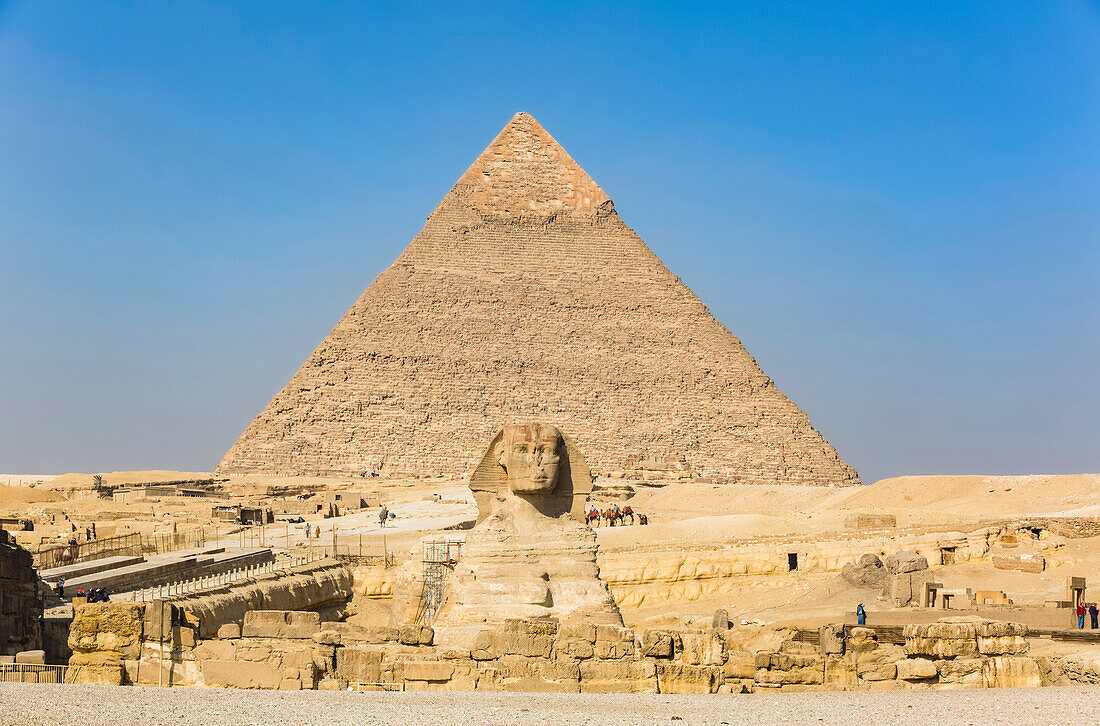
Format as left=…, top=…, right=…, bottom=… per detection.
left=0, top=529, right=42, bottom=655
left=217, top=113, right=859, bottom=487
left=435, top=424, right=620, bottom=627
left=67, top=602, right=1068, bottom=692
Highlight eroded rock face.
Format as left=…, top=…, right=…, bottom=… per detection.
left=0, top=530, right=41, bottom=656
left=497, top=424, right=563, bottom=494
left=884, top=551, right=928, bottom=575
left=434, top=425, right=621, bottom=628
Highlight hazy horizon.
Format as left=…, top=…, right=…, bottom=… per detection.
left=1, top=3, right=1097, bottom=485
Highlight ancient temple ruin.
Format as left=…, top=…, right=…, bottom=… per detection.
left=217, top=112, right=859, bottom=486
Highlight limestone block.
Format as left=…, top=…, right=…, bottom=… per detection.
left=755, top=652, right=824, bottom=685
left=178, top=627, right=196, bottom=648
left=281, top=648, right=315, bottom=669
left=935, top=658, right=985, bottom=688
left=558, top=622, right=596, bottom=643
left=495, top=655, right=579, bottom=692
left=217, top=623, right=241, bottom=639
left=542, top=657, right=581, bottom=682
left=404, top=661, right=456, bottom=682
left=335, top=647, right=382, bottom=684
left=502, top=620, right=557, bottom=658
left=891, top=570, right=934, bottom=607
left=68, top=654, right=125, bottom=686
left=238, top=643, right=272, bottom=662
left=819, top=624, right=845, bottom=656
left=358, top=626, right=399, bottom=643
left=15, top=650, right=45, bottom=664
left=201, top=660, right=283, bottom=689
left=982, top=656, right=1041, bottom=688
left=678, top=631, right=725, bottom=666
left=1052, top=651, right=1100, bottom=685
left=823, top=656, right=857, bottom=689
left=578, top=659, right=657, bottom=693
left=723, top=651, right=755, bottom=680
left=992, top=553, right=1045, bottom=574
left=640, top=630, right=674, bottom=658
left=69, top=603, right=145, bottom=660
left=594, top=638, right=634, bottom=659
left=975, top=621, right=1029, bottom=656
left=896, top=658, right=938, bottom=680
left=656, top=662, right=722, bottom=694
left=594, top=624, right=631, bottom=643
left=904, top=621, right=979, bottom=659
left=884, top=551, right=928, bottom=575
left=557, top=638, right=594, bottom=659
left=779, top=640, right=819, bottom=656
left=842, top=558, right=889, bottom=591
left=318, top=678, right=348, bottom=690
left=398, top=625, right=434, bottom=646
left=279, top=678, right=302, bottom=690
left=845, top=627, right=880, bottom=655
left=855, top=643, right=905, bottom=680
left=193, top=639, right=237, bottom=661
left=471, top=630, right=502, bottom=661
left=242, top=611, right=321, bottom=640
left=860, top=662, right=897, bottom=681
left=315, top=630, right=341, bottom=646
left=712, top=609, right=729, bottom=630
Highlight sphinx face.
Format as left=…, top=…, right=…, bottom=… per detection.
left=498, top=424, right=562, bottom=494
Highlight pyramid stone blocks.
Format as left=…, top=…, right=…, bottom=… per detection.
left=217, top=113, right=859, bottom=487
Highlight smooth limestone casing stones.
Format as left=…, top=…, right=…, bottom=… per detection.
left=433, top=424, right=621, bottom=627
left=216, top=112, right=859, bottom=486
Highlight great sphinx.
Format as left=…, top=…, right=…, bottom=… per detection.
left=432, top=423, right=621, bottom=627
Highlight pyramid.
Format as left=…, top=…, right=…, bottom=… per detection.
left=217, top=113, right=860, bottom=487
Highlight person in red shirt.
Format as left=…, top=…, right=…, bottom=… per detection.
left=1076, top=603, right=1086, bottom=629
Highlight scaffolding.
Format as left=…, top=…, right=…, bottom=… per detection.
left=414, top=539, right=462, bottom=626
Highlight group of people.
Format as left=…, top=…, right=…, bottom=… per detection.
left=585, top=504, right=648, bottom=527
left=56, top=583, right=110, bottom=603
left=1075, top=603, right=1099, bottom=629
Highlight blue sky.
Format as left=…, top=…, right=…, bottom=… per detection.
left=0, top=2, right=1097, bottom=484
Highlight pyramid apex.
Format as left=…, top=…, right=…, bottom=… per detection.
left=450, top=113, right=613, bottom=219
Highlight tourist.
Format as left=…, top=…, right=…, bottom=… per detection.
left=304, top=523, right=311, bottom=539
left=856, top=603, right=866, bottom=626
left=1090, top=603, right=1099, bottom=629
left=57, top=578, right=65, bottom=599
left=1076, top=603, right=1086, bottom=629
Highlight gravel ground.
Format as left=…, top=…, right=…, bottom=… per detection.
left=2, top=684, right=1100, bottom=726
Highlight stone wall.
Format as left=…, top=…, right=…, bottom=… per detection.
left=216, top=113, right=859, bottom=487
left=68, top=600, right=1088, bottom=693
left=597, top=527, right=1012, bottom=611
left=66, top=560, right=353, bottom=684
left=0, top=529, right=42, bottom=655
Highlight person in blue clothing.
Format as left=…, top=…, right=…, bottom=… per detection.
left=856, top=603, right=866, bottom=626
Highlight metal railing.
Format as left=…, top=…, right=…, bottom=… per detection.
left=35, top=528, right=213, bottom=570
left=130, top=551, right=329, bottom=602
left=0, top=664, right=72, bottom=684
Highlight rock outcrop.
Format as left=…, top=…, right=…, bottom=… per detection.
left=0, top=529, right=41, bottom=656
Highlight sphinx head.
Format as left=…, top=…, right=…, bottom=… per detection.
left=497, top=423, right=563, bottom=494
